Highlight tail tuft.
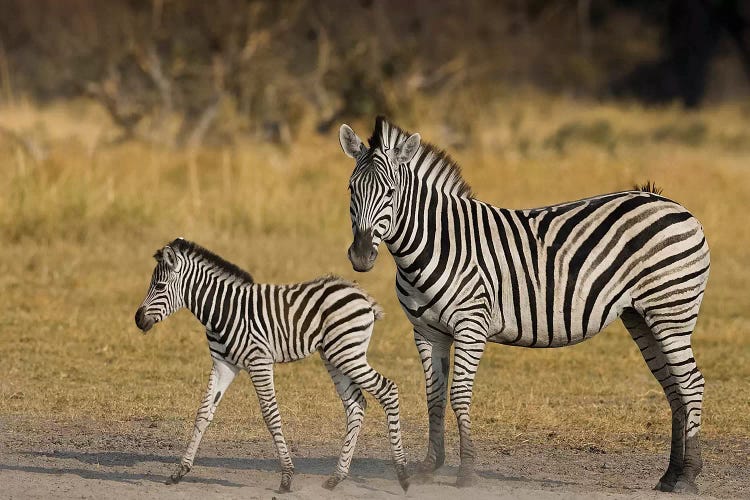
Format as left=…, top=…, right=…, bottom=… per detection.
left=370, top=300, right=385, bottom=321
left=634, top=180, right=663, bottom=195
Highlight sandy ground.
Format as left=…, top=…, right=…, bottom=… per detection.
left=1, top=419, right=748, bottom=500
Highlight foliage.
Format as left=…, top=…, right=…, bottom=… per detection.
left=0, top=0, right=693, bottom=146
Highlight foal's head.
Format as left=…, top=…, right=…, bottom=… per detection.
left=135, top=241, right=186, bottom=332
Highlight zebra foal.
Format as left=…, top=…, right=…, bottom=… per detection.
left=134, top=238, right=409, bottom=492
left=340, top=117, right=709, bottom=493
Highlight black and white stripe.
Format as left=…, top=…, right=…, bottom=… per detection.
left=340, top=117, right=709, bottom=492
left=134, top=238, right=409, bottom=492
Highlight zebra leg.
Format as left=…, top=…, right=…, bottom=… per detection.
left=167, top=358, right=238, bottom=485
left=622, top=308, right=704, bottom=493
left=622, top=309, right=682, bottom=490
left=450, top=332, right=487, bottom=488
left=647, top=306, right=704, bottom=494
left=248, top=363, right=295, bottom=493
left=326, top=346, right=409, bottom=492
left=663, top=357, right=703, bottom=495
left=413, top=330, right=452, bottom=480
left=319, top=352, right=367, bottom=490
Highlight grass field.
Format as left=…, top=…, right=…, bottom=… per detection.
left=1, top=94, right=748, bottom=464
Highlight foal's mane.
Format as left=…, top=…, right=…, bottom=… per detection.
left=169, top=238, right=255, bottom=284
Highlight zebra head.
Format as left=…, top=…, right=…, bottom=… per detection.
left=135, top=243, right=185, bottom=332
left=340, top=117, right=421, bottom=272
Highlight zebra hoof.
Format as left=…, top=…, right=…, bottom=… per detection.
left=279, top=476, right=292, bottom=493
left=394, top=465, right=410, bottom=492
left=398, top=476, right=410, bottom=492
left=323, top=475, right=342, bottom=490
left=654, top=480, right=675, bottom=492
left=165, top=474, right=181, bottom=485
left=673, top=480, right=699, bottom=494
left=396, top=467, right=410, bottom=492
left=654, top=468, right=679, bottom=492
left=455, top=472, right=479, bottom=488
left=416, top=456, right=442, bottom=474
left=165, top=463, right=189, bottom=485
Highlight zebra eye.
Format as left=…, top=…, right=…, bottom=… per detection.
left=154, top=282, right=167, bottom=291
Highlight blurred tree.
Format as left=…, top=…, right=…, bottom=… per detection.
left=609, top=0, right=750, bottom=107
left=0, top=0, right=748, bottom=144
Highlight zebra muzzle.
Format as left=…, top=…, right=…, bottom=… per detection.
left=348, top=229, right=378, bottom=272
left=135, top=306, right=155, bottom=332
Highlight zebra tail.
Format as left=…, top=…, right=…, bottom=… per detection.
left=634, top=180, right=663, bottom=195
left=370, top=299, right=385, bottom=321
left=347, top=278, right=384, bottom=320
left=357, top=284, right=384, bottom=320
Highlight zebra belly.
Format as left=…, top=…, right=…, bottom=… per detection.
left=485, top=277, right=633, bottom=347
left=206, top=324, right=322, bottom=368
left=487, top=306, right=627, bottom=347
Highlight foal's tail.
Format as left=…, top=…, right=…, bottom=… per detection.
left=327, top=274, right=384, bottom=321
left=356, top=284, right=384, bottom=321
left=369, top=300, right=384, bottom=321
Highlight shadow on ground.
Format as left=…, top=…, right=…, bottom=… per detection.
left=11, top=449, right=574, bottom=489
left=0, top=462, right=243, bottom=487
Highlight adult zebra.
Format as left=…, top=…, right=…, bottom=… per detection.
left=134, top=238, right=409, bottom=492
left=339, top=117, right=710, bottom=493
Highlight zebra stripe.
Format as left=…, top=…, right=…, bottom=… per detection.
left=134, top=238, right=409, bottom=492
left=340, top=117, right=709, bottom=492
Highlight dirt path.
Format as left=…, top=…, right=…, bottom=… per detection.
left=1, top=420, right=747, bottom=499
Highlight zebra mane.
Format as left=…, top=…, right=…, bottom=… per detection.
left=634, top=180, right=664, bottom=195
left=370, top=116, right=474, bottom=198
left=168, top=238, right=255, bottom=284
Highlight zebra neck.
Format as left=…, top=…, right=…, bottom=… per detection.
left=183, top=265, right=251, bottom=331
left=386, top=180, right=461, bottom=269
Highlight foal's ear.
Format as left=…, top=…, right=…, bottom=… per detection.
left=390, top=133, right=421, bottom=165
left=162, top=246, right=178, bottom=270
left=340, top=124, right=366, bottom=159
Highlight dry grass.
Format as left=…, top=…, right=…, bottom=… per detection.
left=0, top=94, right=748, bottom=459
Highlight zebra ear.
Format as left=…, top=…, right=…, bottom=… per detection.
left=162, top=246, right=178, bottom=270
left=340, top=124, right=365, bottom=159
left=391, top=133, right=421, bottom=165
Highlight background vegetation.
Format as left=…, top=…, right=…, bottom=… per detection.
left=0, top=0, right=748, bottom=468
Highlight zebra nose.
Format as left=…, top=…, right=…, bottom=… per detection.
left=135, top=307, right=148, bottom=330
left=348, top=243, right=377, bottom=272
left=347, top=244, right=377, bottom=259
left=349, top=227, right=377, bottom=272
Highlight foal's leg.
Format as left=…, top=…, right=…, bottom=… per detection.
left=167, top=357, right=238, bottom=484
left=248, top=362, right=295, bottom=492
left=413, top=330, right=452, bottom=480
left=320, top=352, right=367, bottom=490
left=324, top=340, right=409, bottom=491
